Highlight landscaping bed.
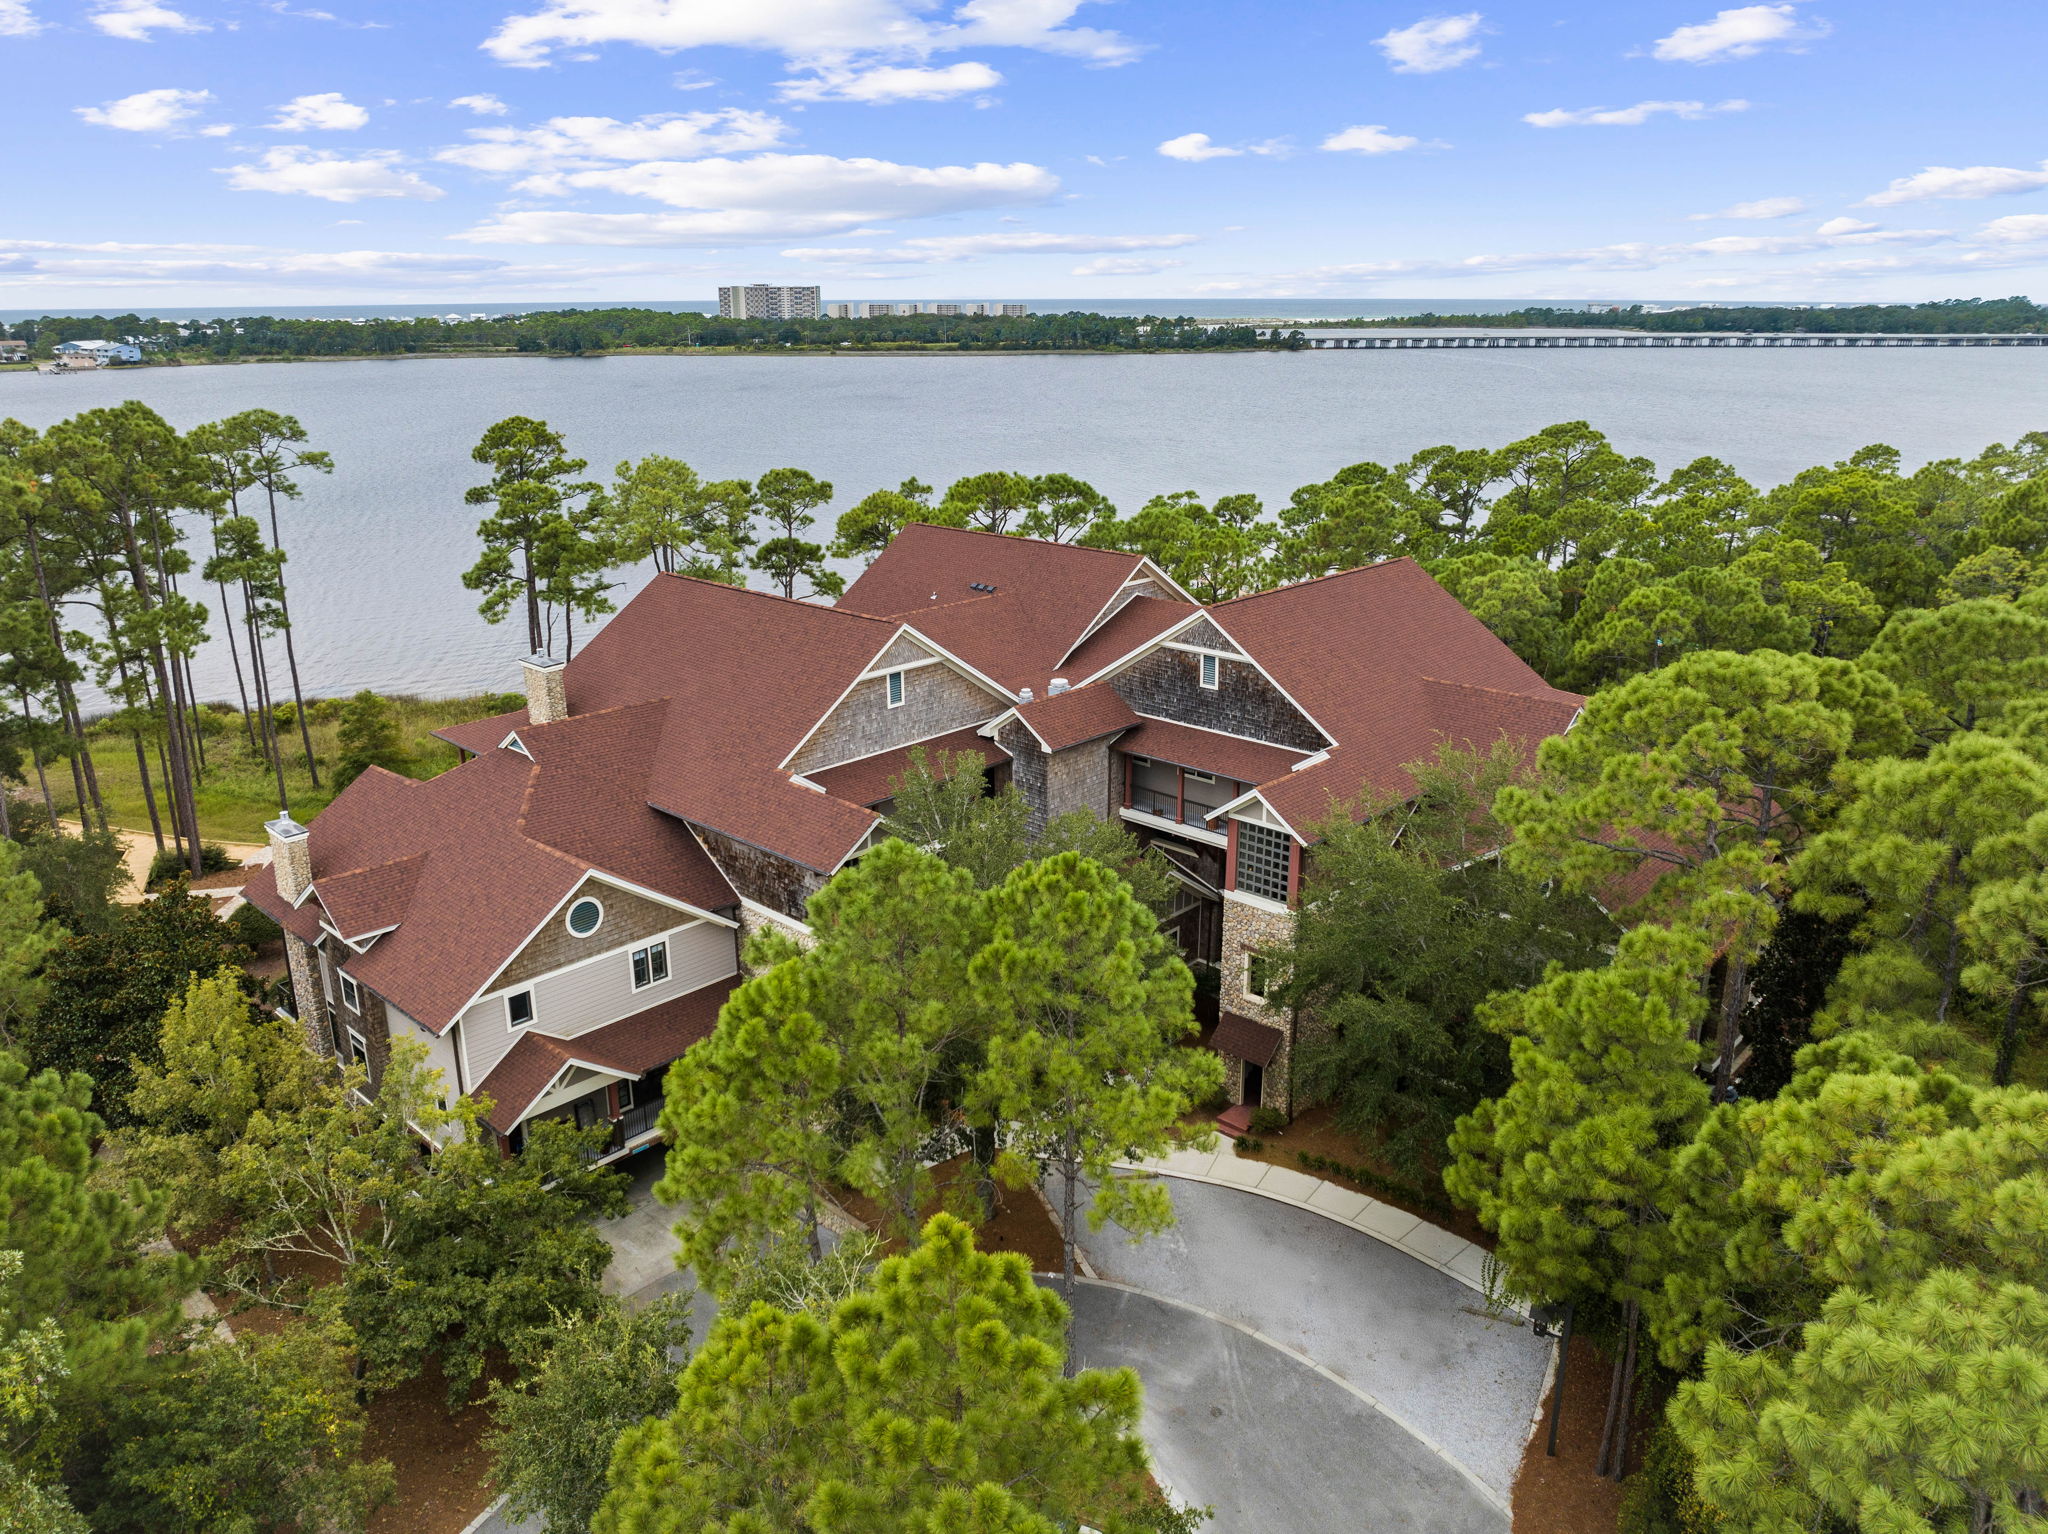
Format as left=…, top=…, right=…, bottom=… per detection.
left=833, top=1152, right=1065, bottom=1273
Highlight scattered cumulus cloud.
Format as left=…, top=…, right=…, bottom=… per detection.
left=1156, top=132, right=1286, bottom=162
left=783, top=231, right=1198, bottom=262
left=1979, top=214, right=2048, bottom=245
left=1071, top=255, right=1183, bottom=275
left=76, top=87, right=214, bottom=133
left=1650, top=4, right=1827, bottom=63
left=436, top=109, right=788, bottom=174
left=1524, top=99, right=1747, bottom=128
left=90, top=0, right=209, bottom=39
left=0, top=240, right=691, bottom=295
left=778, top=61, right=1002, bottom=102
left=455, top=153, right=1060, bottom=244
left=268, top=93, right=371, bottom=131
left=450, top=93, right=510, bottom=115
left=0, top=1, right=40, bottom=36
left=223, top=147, right=446, bottom=202
left=1689, top=195, right=1806, bottom=220
left=1374, top=12, right=1483, bottom=73
left=1814, top=216, right=1876, bottom=236
left=480, top=0, right=1141, bottom=71
left=1861, top=161, right=2048, bottom=206
left=1320, top=124, right=1423, bottom=154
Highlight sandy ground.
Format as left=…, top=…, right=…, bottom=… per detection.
left=61, top=821, right=267, bottom=903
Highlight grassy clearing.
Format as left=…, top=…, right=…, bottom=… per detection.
left=55, top=693, right=519, bottom=843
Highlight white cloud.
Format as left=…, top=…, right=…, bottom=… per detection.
left=784, top=231, right=1197, bottom=262
left=268, top=93, right=371, bottom=131
left=456, top=152, right=1058, bottom=243
left=0, top=1, right=40, bottom=36
left=1156, top=132, right=1288, bottom=162
left=778, top=61, right=1001, bottom=102
left=1524, top=99, right=1747, bottom=128
left=1374, top=12, right=1483, bottom=73
left=1689, top=195, right=1806, bottom=220
left=481, top=0, right=1139, bottom=70
left=90, top=0, right=209, bottom=39
left=223, top=147, right=446, bottom=202
left=1978, top=214, right=2048, bottom=245
left=1320, top=124, right=1422, bottom=154
left=436, top=110, right=789, bottom=174
left=1860, top=161, right=2048, bottom=206
left=1813, top=216, right=1875, bottom=236
left=1650, top=4, right=1826, bottom=63
left=451, top=93, right=511, bottom=116
left=1071, top=255, right=1183, bottom=275
left=76, top=87, right=213, bottom=133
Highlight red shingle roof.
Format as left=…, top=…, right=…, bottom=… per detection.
left=1063, top=595, right=1199, bottom=680
left=434, top=708, right=526, bottom=756
left=1213, top=1011, right=1284, bottom=1068
left=1117, top=717, right=1312, bottom=789
left=474, top=978, right=736, bottom=1135
left=1009, top=685, right=1139, bottom=752
left=805, top=726, right=1009, bottom=809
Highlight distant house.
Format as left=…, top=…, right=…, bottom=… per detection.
left=0, top=339, right=27, bottom=362
left=249, top=523, right=1584, bottom=1155
left=52, top=338, right=142, bottom=363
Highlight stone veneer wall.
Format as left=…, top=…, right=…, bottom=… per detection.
left=1219, top=890, right=1301, bottom=1114
left=692, top=825, right=828, bottom=920
left=737, top=901, right=816, bottom=969
left=787, top=663, right=1004, bottom=776
left=283, top=932, right=331, bottom=1056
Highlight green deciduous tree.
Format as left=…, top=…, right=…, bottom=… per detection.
left=487, top=1296, right=693, bottom=1534
left=600, top=1214, right=1184, bottom=1534
left=971, top=853, right=1219, bottom=1289
left=1283, top=744, right=1611, bottom=1183
left=1497, top=648, right=1907, bottom=1099
left=12, top=825, right=126, bottom=936
left=331, top=688, right=407, bottom=790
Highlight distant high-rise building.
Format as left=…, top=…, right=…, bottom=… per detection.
left=717, top=285, right=822, bottom=320
left=824, top=301, right=854, bottom=319
left=932, top=303, right=961, bottom=316
left=999, top=303, right=1028, bottom=317
left=859, top=302, right=897, bottom=318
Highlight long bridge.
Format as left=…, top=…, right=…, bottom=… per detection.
left=1297, top=332, right=2048, bottom=349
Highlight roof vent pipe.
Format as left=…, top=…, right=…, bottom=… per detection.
left=1048, top=678, right=1070, bottom=695
left=1018, top=687, right=1035, bottom=704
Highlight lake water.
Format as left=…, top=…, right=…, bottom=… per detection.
left=5, top=349, right=2046, bottom=705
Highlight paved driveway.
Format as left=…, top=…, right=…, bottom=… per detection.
left=1063, top=1174, right=1548, bottom=1505
left=1066, top=1282, right=1505, bottom=1534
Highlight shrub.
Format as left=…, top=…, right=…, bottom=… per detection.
left=227, top=900, right=282, bottom=950
left=332, top=691, right=408, bottom=790
left=1296, top=1149, right=1458, bottom=1219
left=1247, top=1106, right=1288, bottom=1136
left=270, top=700, right=297, bottom=731
left=1619, top=1415, right=1721, bottom=1534
left=1233, top=1135, right=1264, bottom=1152
left=145, top=842, right=237, bottom=891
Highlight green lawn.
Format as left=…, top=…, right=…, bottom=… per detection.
left=56, top=693, right=518, bottom=843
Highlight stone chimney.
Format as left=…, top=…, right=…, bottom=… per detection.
left=267, top=811, right=312, bottom=904
left=1047, top=677, right=1070, bottom=696
left=521, top=652, right=568, bottom=725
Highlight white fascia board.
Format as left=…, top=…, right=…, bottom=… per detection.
left=776, top=626, right=1013, bottom=773
left=739, top=893, right=813, bottom=934
left=1055, top=556, right=1165, bottom=666
left=894, top=624, right=1018, bottom=705
left=1073, top=608, right=1221, bottom=689
left=1199, top=611, right=1339, bottom=749
left=1128, top=711, right=1325, bottom=763
left=1207, top=787, right=1306, bottom=842
left=827, top=820, right=887, bottom=875
left=802, top=719, right=1014, bottom=780
left=979, top=705, right=1052, bottom=753
left=776, top=626, right=914, bottom=772
left=467, top=916, right=716, bottom=1007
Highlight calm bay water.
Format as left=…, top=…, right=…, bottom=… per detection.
left=5, top=349, right=2046, bottom=705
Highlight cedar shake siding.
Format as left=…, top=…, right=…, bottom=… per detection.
left=1169, top=617, right=1245, bottom=655
left=458, top=916, right=738, bottom=1086
left=1045, top=737, right=1119, bottom=822
left=787, top=661, right=1006, bottom=777
left=690, top=825, right=827, bottom=921
left=995, top=718, right=1050, bottom=836
left=1110, top=646, right=1325, bottom=752
left=490, top=876, right=694, bottom=994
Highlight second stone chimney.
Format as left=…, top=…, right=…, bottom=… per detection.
left=267, top=811, right=312, bottom=904
left=521, top=652, right=568, bottom=725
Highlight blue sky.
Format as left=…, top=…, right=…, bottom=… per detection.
left=4, top=0, right=2046, bottom=307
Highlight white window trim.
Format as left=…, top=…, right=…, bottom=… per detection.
left=564, top=896, right=605, bottom=937
left=339, top=972, right=360, bottom=1013
left=344, top=1026, right=369, bottom=1067
left=630, top=939, right=671, bottom=992
left=1199, top=652, right=1220, bottom=690
left=506, top=989, right=536, bottom=1029
left=886, top=670, right=905, bottom=708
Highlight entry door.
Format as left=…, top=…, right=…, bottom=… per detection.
left=1243, top=1062, right=1264, bottom=1107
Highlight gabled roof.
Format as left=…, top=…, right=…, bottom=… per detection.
left=1000, top=685, right=1140, bottom=753
left=1061, top=595, right=1200, bottom=680
left=804, top=725, right=1009, bottom=809
left=838, top=523, right=1152, bottom=694
left=245, top=704, right=738, bottom=1031
left=1117, top=717, right=1311, bottom=788
left=1206, top=560, right=1583, bottom=833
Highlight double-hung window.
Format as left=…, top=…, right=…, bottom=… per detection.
left=339, top=973, right=360, bottom=1013
left=632, top=940, right=670, bottom=990
left=886, top=670, right=905, bottom=707
left=344, top=1027, right=370, bottom=1070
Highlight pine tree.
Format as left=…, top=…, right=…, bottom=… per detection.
left=751, top=467, right=839, bottom=599
left=1445, top=925, right=1714, bottom=1476
left=462, top=416, right=598, bottom=654
left=970, top=853, right=1220, bottom=1289
left=0, top=838, right=62, bottom=1049
left=599, top=1214, right=1178, bottom=1534
left=1860, top=594, right=2048, bottom=743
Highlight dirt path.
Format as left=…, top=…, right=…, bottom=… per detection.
left=62, top=822, right=267, bottom=904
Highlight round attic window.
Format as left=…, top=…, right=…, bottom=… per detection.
left=565, top=897, right=604, bottom=937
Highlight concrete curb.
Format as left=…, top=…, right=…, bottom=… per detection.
left=1061, top=1273, right=1514, bottom=1521
left=1115, top=1144, right=1507, bottom=1305
left=456, top=1495, right=508, bottom=1534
